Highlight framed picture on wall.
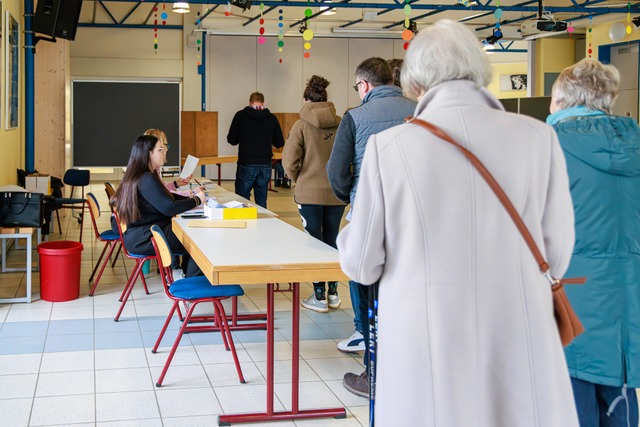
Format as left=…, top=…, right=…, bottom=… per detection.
left=499, top=74, right=527, bottom=91
left=5, top=10, right=18, bottom=129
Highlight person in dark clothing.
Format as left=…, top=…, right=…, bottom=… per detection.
left=227, top=92, right=285, bottom=208
left=111, top=135, right=205, bottom=278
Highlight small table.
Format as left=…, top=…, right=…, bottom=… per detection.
left=182, top=153, right=283, bottom=186
left=0, top=227, right=40, bottom=303
left=172, top=211, right=348, bottom=425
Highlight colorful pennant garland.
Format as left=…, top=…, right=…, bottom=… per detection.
left=195, top=12, right=202, bottom=67
left=627, top=2, right=633, bottom=38
left=303, top=1, right=314, bottom=58
left=587, top=16, right=593, bottom=57
left=258, top=3, right=266, bottom=45
left=401, top=0, right=413, bottom=50
left=278, top=9, right=285, bottom=63
left=153, top=5, right=168, bottom=53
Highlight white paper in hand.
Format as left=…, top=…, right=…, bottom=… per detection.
left=180, top=155, right=199, bottom=179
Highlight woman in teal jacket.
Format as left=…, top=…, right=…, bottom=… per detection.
left=548, top=58, right=640, bottom=427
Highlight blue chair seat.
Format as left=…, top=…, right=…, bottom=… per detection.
left=169, top=277, right=244, bottom=300
left=99, top=230, right=119, bottom=241
left=54, top=197, right=86, bottom=205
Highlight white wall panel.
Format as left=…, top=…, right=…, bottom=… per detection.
left=301, top=38, right=350, bottom=116
left=207, top=35, right=400, bottom=179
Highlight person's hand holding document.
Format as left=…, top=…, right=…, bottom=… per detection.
left=181, top=155, right=199, bottom=180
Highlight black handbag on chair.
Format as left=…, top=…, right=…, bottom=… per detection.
left=0, top=192, right=45, bottom=228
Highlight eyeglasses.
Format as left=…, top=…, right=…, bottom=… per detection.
left=353, top=80, right=366, bottom=92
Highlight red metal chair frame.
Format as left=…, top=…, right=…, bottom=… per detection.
left=86, top=193, right=122, bottom=296
left=150, top=225, right=245, bottom=387
left=113, top=211, right=153, bottom=321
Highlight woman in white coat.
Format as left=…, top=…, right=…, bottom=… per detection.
left=336, top=19, right=579, bottom=426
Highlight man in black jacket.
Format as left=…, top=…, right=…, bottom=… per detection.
left=227, top=92, right=284, bottom=208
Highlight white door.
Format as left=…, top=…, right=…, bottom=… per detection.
left=610, top=43, right=639, bottom=121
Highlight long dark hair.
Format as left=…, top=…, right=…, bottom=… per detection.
left=112, top=134, right=170, bottom=224
left=303, top=75, right=330, bottom=102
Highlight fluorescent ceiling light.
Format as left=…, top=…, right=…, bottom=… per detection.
left=320, top=1, right=336, bottom=15
left=172, top=2, right=190, bottom=13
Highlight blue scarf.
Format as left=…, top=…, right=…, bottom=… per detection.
left=546, top=105, right=606, bottom=125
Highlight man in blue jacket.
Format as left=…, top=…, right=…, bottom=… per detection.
left=227, top=92, right=284, bottom=208
left=327, top=57, right=417, bottom=398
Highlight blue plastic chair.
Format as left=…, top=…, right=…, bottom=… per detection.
left=149, top=224, right=246, bottom=387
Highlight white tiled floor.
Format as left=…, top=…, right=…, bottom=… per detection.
left=0, top=182, right=367, bottom=426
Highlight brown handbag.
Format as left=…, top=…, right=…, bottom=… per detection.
left=408, top=117, right=585, bottom=346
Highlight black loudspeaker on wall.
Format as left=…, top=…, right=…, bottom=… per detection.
left=33, top=0, right=83, bottom=41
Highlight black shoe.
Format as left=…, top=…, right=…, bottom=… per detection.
left=343, top=370, right=369, bottom=398
left=275, top=179, right=282, bottom=187
left=282, top=179, right=291, bottom=189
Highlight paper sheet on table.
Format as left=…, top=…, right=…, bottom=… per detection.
left=188, top=220, right=247, bottom=228
left=180, top=155, right=199, bottom=179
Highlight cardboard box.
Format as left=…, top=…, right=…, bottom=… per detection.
left=204, top=203, right=258, bottom=220
left=25, top=174, right=51, bottom=195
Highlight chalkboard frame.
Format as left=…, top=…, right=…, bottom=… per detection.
left=72, top=79, right=181, bottom=167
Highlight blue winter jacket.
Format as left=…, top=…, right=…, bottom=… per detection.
left=327, top=85, right=417, bottom=206
left=550, top=111, right=640, bottom=387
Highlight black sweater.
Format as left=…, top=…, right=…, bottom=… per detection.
left=227, top=106, right=285, bottom=165
left=123, top=172, right=198, bottom=254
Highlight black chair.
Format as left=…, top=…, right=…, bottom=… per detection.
left=53, top=169, right=90, bottom=242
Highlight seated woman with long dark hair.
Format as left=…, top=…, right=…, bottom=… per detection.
left=111, top=134, right=205, bottom=277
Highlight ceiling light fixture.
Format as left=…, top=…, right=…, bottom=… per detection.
left=320, top=1, right=336, bottom=16
left=172, top=2, right=190, bottom=13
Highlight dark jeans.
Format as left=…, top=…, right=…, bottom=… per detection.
left=235, top=164, right=271, bottom=209
left=358, top=281, right=377, bottom=371
left=298, top=204, right=345, bottom=292
left=273, top=161, right=285, bottom=181
left=571, top=377, right=639, bottom=427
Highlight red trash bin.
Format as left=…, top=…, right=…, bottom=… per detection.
left=38, top=241, right=84, bottom=302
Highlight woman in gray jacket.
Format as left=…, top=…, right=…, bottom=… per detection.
left=283, top=75, right=346, bottom=313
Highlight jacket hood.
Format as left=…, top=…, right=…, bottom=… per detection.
left=243, top=106, right=273, bottom=122
left=299, top=102, right=340, bottom=129
left=554, top=115, right=640, bottom=177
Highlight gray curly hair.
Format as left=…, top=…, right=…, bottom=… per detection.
left=551, top=58, right=620, bottom=114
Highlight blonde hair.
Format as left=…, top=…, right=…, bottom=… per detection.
left=144, top=128, right=168, bottom=146
left=551, top=58, right=620, bottom=114
left=401, top=19, right=492, bottom=98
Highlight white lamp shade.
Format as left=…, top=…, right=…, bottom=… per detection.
left=172, top=2, right=190, bottom=13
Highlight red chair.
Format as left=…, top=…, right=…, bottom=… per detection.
left=86, top=193, right=121, bottom=296
left=150, top=224, right=245, bottom=387
left=113, top=211, right=153, bottom=322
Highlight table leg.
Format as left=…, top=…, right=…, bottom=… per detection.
left=217, top=282, right=346, bottom=426
left=217, top=163, right=222, bottom=186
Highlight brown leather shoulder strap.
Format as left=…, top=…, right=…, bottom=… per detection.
left=407, top=117, right=551, bottom=273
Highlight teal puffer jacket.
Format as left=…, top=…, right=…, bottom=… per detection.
left=553, top=114, right=640, bottom=387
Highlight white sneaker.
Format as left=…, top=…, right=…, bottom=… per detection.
left=172, top=268, right=185, bottom=281
left=328, top=293, right=341, bottom=309
left=301, top=294, right=329, bottom=313
left=337, top=330, right=365, bottom=352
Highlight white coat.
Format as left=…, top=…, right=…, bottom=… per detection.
left=337, top=80, right=579, bottom=427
